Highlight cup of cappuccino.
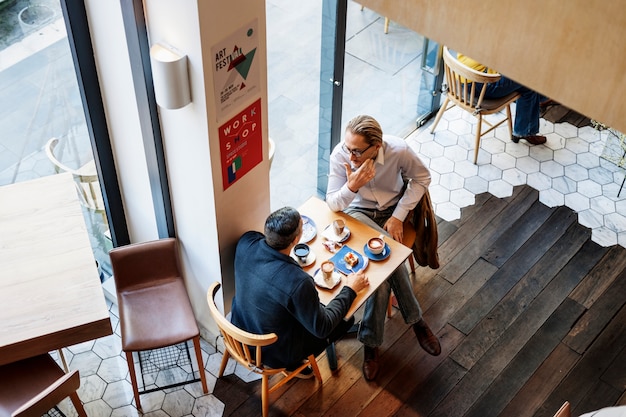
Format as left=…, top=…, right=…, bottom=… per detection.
left=321, top=260, right=335, bottom=280
left=367, top=237, right=385, bottom=255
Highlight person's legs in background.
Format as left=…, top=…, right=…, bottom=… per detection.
left=483, top=76, right=546, bottom=145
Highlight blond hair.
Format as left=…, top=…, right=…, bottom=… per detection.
left=346, top=115, right=383, bottom=146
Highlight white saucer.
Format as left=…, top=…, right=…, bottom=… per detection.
left=313, top=269, right=341, bottom=289
left=291, top=250, right=316, bottom=267
left=322, top=225, right=351, bottom=243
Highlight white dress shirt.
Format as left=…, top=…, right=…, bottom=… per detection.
left=326, top=135, right=431, bottom=222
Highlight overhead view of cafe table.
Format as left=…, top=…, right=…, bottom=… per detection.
left=297, top=196, right=413, bottom=368
left=0, top=173, right=113, bottom=366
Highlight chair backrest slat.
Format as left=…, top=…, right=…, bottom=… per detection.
left=442, top=46, right=502, bottom=113
left=207, top=282, right=278, bottom=374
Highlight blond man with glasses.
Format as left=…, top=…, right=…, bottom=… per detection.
left=326, top=115, right=441, bottom=381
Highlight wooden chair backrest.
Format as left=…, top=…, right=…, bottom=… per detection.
left=553, top=401, right=571, bottom=417
left=45, top=137, right=105, bottom=212
left=442, top=46, right=502, bottom=114
left=207, top=282, right=279, bottom=374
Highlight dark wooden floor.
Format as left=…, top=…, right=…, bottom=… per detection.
left=214, top=185, right=626, bottom=417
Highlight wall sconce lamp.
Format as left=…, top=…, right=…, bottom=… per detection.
left=150, top=43, right=191, bottom=109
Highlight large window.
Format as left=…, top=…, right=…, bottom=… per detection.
left=0, top=0, right=127, bottom=280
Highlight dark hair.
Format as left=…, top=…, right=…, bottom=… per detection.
left=346, top=115, right=383, bottom=146
left=264, top=207, right=301, bottom=250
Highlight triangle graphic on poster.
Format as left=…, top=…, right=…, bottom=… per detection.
left=234, top=48, right=256, bottom=80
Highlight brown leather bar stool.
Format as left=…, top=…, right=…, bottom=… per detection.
left=109, top=238, right=208, bottom=412
left=0, top=354, right=87, bottom=417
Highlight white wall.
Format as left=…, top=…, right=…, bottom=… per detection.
left=85, top=0, right=270, bottom=340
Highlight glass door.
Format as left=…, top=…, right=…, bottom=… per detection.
left=317, top=0, right=443, bottom=194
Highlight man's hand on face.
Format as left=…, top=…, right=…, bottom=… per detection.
left=344, top=159, right=376, bottom=193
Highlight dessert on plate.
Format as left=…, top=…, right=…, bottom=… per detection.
left=344, top=251, right=359, bottom=267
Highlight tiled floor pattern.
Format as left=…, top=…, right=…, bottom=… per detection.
left=409, top=107, right=626, bottom=248
left=52, top=299, right=234, bottom=417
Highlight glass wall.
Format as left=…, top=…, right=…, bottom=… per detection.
left=0, top=0, right=111, bottom=279
left=341, top=4, right=427, bottom=138
left=313, top=0, right=442, bottom=196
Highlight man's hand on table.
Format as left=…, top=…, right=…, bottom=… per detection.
left=346, top=271, right=370, bottom=293
left=384, top=216, right=403, bottom=242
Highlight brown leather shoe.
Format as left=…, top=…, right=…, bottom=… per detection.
left=362, top=346, right=379, bottom=381
left=512, top=134, right=547, bottom=145
left=413, top=319, right=441, bottom=356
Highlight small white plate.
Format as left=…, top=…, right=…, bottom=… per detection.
left=313, top=269, right=342, bottom=289
left=322, top=225, right=351, bottom=243
left=291, top=250, right=316, bottom=267
left=299, top=215, right=317, bottom=243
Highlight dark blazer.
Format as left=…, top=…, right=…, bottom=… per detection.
left=231, top=231, right=356, bottom=370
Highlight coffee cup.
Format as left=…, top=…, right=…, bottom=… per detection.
left=294, top=243, right=310, bottom=263
left=367, top=237, right=385, bottom=255
left=332, top=219, right=345, bottom=236
left=321, top=260, right=335, bottom=280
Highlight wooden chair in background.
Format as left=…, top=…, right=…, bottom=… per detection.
left=0, top=354, right=87, bottom=417
left=430, top=46, right=521, bottom=164
left=207, top=282, right=322, bottom=417
left=359, top=4, right=390, bottom=33
left=45, top=137, right=107, bottom=224
left=109, top=238, right=208, bottom=412
left=553, top=401, right=571, bottom=417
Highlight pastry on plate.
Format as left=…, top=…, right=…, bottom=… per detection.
left=343, top=251, right=359, bottom=267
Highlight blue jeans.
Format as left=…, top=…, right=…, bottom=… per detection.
left=478, top=76, right=542, bottom=137
left=345, top=208, right=423, bottom=348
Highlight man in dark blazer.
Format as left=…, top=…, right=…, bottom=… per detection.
left=231, top=207, right=369, bottom=373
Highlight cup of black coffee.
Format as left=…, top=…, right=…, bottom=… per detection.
left=294, top=243, right=310, bottom=263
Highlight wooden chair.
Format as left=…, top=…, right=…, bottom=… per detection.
left=207, top=282, right=322, bottom=417
left=109, top=238, right=208, bottom=412
left=553, top=401, right=571, bottom=417
left=430, top=46, right=521, bottom=164
left=0, top=354, right=87, bottom=417
left=359, top=4, right=390, bottom=33
left=45, top=137, right=107, bottom=223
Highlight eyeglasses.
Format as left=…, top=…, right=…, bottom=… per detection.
left=341, top=143, right=373, bottom=158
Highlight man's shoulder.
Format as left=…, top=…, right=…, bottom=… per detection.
left=383, top=134, right=411, bottom=153
left=383, top=134, right=406, bottom=146
left=237, top=230, right=264, bottom=250
left=240, top=230, right=263, bottom=240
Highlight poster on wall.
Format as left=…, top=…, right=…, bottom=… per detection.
left=219, top=98, right=263, bottom=191
left=212, top=19, right=260, bottom=121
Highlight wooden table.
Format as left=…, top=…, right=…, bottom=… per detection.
left=298, top=196, right=413, bottom=318
left=0, top=173, right=113, bottom=366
